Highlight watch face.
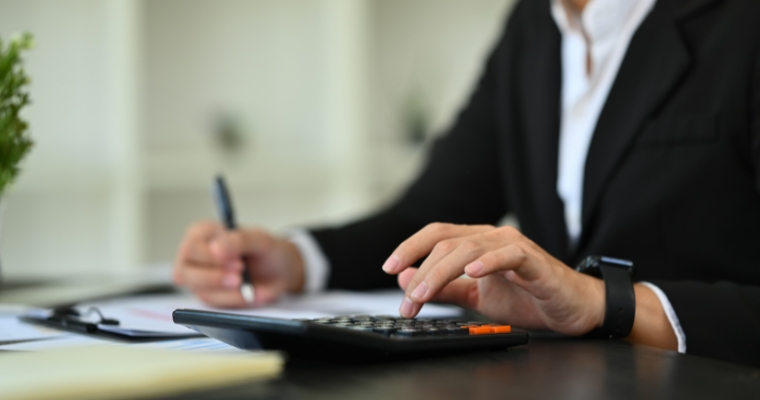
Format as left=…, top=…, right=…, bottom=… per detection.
left=598, top=256, right=634, bottom=268
left=575, top=256, right=635, bottom=277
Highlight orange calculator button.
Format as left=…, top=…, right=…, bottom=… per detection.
left=489, top=325, right=512, bottom=334
left=469, top=326, right=492, bottom=335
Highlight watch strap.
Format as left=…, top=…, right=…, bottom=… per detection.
left=599, top=264, right=636, bottom=338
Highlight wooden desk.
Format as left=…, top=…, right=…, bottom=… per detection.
left=168, top=333, right=760, bottom=399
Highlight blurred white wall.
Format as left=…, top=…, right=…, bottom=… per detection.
left=0, top=0, right=141, bottom=278
left=0, top=0, right=514, bottom=280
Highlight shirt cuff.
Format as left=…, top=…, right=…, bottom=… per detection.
left=285, top=228, right=330, bottom=293
left=640, top=281, right=687, bottom=353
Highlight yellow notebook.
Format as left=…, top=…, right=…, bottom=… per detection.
left=0, top=345, right=283, bottom=400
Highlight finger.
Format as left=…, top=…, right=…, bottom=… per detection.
left=209, top=229, right=276, bottom=263
left=173, top=252, right=242, bottom=287
left=197, top=289, right=247, bottom=308
left=406, top=239, right=488, bottom=303
left=197, top=284, right=282, bottom=308
left=175, top=263, right=242, bottom=290
left=177, top=222, right=226, bottom=265
left=397, top=267, right=418, bottom=291
left=398, top=269, right=479, bottom=313
left=463, top=244, right=549, bottom=296
left=429, top=278, right=479, bottom=310
left=181, top=242, right=223, bottom=266
left=186, top=220, right=225, bottom=241
left=382, top=223, right=492, bottom=274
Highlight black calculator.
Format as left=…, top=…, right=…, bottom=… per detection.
left=173, top=309, right=529, bottom=360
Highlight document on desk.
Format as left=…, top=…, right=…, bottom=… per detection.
left=0, top=330, right=245, bottom=353
left=72, top=289, right=463, bottom=335
left=0, top=306, right=69, bottom=345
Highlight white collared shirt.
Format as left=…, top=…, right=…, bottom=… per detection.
left=293, top=0, right=687, bottom=353
left=552, top=0, right=652, bottom=249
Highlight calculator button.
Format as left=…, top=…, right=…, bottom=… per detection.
left=446, top=327, right=470, bottom=336
left=489, top=325, right=512, bottom=334
left=373, top=327, right=397, bottom=336
left=396, top=328, right=424, bottom=337
left=469, top=326, right=492, bottom=335
left=424, top=327, right=447, bottom=336
left=349, top=326, right=374, bottom=332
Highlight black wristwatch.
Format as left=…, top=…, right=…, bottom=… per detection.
left=575, top=255, right=636, bottom=338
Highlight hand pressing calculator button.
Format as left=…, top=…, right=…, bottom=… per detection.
left=173, top=309, right=529, bottom=361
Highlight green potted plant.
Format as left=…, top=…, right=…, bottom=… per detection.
left=0, top=33, right=34, bottom=281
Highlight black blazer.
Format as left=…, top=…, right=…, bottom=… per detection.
left=310, top=0, right=760, bottom=367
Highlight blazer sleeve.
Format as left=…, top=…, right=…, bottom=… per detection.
left=649, top=281, right=760, bottom=367
left=648, top=46, right=760, bottom=368
left=308, top=15, right=518, bottom=291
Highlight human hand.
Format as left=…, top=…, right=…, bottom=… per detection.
left=382, top=223, right=606, bottom=335
left=173, top=221, right=304, bottom=308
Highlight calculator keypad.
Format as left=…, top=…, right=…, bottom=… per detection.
left=300, top=316, right=511, bottom=337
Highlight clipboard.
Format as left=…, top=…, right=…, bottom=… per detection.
left=19, top=306, right=203, bottom=342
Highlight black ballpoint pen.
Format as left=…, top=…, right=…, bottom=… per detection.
left=213, top=175, right=255, bottom=304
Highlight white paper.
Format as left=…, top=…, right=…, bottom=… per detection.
left=0, top=332, right=249, bottom=354
left=0, top=315, right=68, bottom=344
left=134, top=337, right=246, bottom=354
left=75, top=289, right=463, bottom=334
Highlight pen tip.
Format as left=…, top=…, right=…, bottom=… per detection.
left=240, top=284, right=255, bottom=304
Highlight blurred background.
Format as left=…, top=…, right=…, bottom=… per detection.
left=0, top=0, right=515, bottom=282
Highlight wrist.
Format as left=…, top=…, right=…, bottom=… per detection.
left=591, top=276, right=606, bottom=330
left=569, top=270, right=606, bottom=334
left=624, top=284, right=678, bottom=350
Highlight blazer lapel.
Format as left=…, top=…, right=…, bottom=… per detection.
left=579, top=0, right=691, bottom=248
left=519, top=8, right=569, bottom=260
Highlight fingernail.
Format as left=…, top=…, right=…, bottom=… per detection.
left=382, top=255, right=400, bottom=273
left=465, top=261, right=484, bottom=276
left=223, top=274, right=240, bottom=288
left=411, top=282, right=428, bottom=301
left=399, top=297, right=413, bottom=317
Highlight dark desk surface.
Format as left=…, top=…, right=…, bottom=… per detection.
left=173, top=333, right=760, bottom=400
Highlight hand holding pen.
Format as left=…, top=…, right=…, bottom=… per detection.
left=213, top=175, right=255, bottom=303
left=172, top=176, right=306, bottom=308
